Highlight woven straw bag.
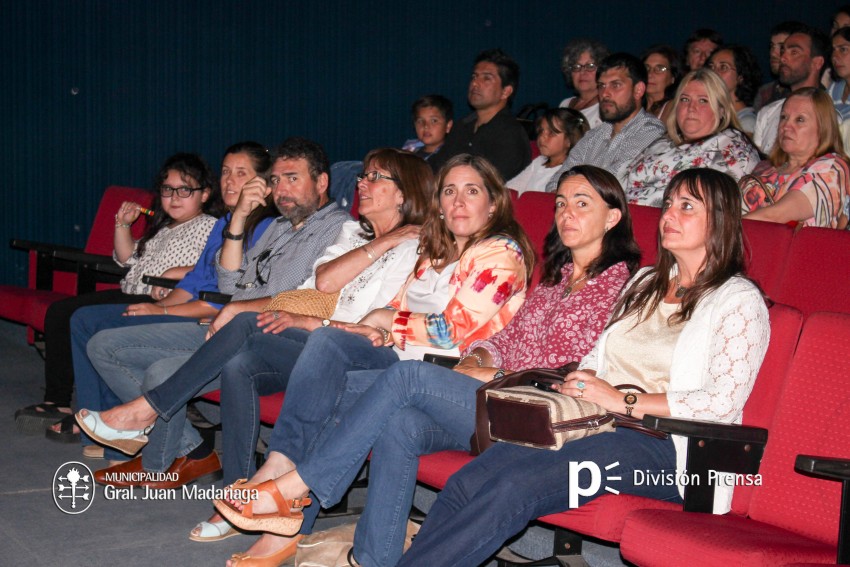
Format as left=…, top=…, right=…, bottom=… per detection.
left=263, top=288, right=340, bottom=319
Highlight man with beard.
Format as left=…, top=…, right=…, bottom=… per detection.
left=754, top=22, right=805, bottom=111
left=428, top=48, right=531, bottom=180
left=81, top=137, right=350, bottom=486
left=754, top=26, right=831, bottom=154
left=545, top=53, right=666, bottom=191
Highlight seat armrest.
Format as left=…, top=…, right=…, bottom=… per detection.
left=199, top=291, right=232, bottom=304
left=642, top=414, right=768, bottom=513
left=10, top=239, right=82, bottom=255
left=795, top=455, right=850, bottom=481
left=53, top=249, right=116, bottom=266
left=142, top=275, right=179, bottom=289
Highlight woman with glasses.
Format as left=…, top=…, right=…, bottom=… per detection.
left=77, top=149, right=431, bottom=540
left=706, top=45, right=763, bottom=135
left=559, top=38, right=609, bottom=129
left=15, top=153, right=222, bottom=441
left=624, top=68, right=760, bottom=207
left=642, top=45, right=681, bottom=123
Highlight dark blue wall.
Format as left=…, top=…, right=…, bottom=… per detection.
left=1, top=0, right=837, bottom=285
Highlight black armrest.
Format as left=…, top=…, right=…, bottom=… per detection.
left=52, top=250, right=127, bottom=294
left=10, top=240, right=86, bottom=290
left=11, top=239, right=82, bottom=255
left=199, top=291, right=232, bottom=304
left=142, top=275, right=180, bottom=289
left=795, top=455, right=850, bottom=564
left=53, top=249, right=116, bottom=265
left=642, top=414, right=768, bottom=513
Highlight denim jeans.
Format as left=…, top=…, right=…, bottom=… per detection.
left=293, top=360, right=481, bottom=567
left=70, top=303, right=190, bottom=460
left=86, top=321, right=208, bottom=470
left=266, top=326, right=400, bottom=534
left=397, top=429, right=682, bottom=567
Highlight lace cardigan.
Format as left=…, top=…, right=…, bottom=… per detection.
left=579, top=268, right=770, bottom=512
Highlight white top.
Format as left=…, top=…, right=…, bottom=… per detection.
left=507, top=155, right=563, bottom=196
left=579, top=269, right=770, bottom=513
left=753, top=98, right=784, bottom=155
left=115, top=214, right=217, bottom=295
left=559, top=96, right=602, bottom=129
left=393, top=260, right=460, bottom=361
left=299, top=220, right=420, bottom=323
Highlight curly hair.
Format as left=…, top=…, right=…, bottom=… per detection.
left=706, top=45, right=763, bottom=107
left=561, top=39, right=609, bottom=88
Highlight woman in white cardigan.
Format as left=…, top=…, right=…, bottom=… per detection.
left=398, top=168, right=770, bottom=567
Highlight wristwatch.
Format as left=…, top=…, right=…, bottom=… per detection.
left=493, top=368, right=507, bottom=380
left=321, top=319, right=331, bottom=327
left=223, top=228, right=244, bottom=240
left=624, top=393, right=638, bottom=417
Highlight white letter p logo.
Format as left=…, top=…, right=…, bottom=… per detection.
left=568, top=461, right=601, bottom=508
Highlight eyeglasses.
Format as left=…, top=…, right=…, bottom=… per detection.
left=236, top=248, right=280, bottom=289
left=356, top=171, right=397, bottom=183
left=645, top=64, right=669, bottom=74
left=159, top=185, right=204, bottom=198
left=707, top=62, right=736, bottom=73
left=570, top=62, right=597, bottom=73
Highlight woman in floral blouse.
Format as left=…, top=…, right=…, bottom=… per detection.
left=624, top=68, right=760, bottom=207
left=213, top=164, right=639, bottom=567
left=744, top=88, right=850, bottom=229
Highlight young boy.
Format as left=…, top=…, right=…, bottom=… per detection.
left=402, top=94, right=453, bottom=161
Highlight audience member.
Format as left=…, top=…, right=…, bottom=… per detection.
left=507, top=108, right=589, bottom=195
left=397, top=168, right=770, bottom=567
left=14, top=154, right=221, bottom=438
left=428, top=49, right=531, bottom=180
left=754, top=25, right=830, bottom=154
left=626, top=69, right=760, bottom=206
left=683, top=28, right=723, bottom=71
left=545, top=53, right=667, bottom=192
left=828, top=28, right=850, bottom=120
left=834, top=5, right=850, bottom=33
left=559, top=38, right=610, bottom=129
left=744, top=88, right=849, bottom=228
left=643, top=45, right=681, bottom=123
left=706, top=45, right=763, bottom=134
left=401, top=95, right=454, bottom=161
left=754, top=21, right=805, bottom=111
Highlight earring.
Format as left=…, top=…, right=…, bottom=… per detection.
left=488, top=212, right=493, bottom=218
left=439, top=213, right=445, bottom=220
left=604, top=226, right=609, bottom=233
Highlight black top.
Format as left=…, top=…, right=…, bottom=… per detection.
left=429, top=107, right=531, bottom=181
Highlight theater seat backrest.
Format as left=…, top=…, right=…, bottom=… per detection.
left=741, top=219, right=794, bottom=298
left=627, top=204, right=661, bottom=267
left=773, top=227, right=850, bottom=317
left=744, top=311, right=850, bottom=545
left=512, top=191, right=555, bottom=288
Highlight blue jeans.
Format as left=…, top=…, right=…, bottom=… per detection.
left=70, top=303, right=190, bottom=459
left=266, top=326, right=400, bottom=534
left=86, top=321, right=208, bottom=470
left=293, top=360, right=481, bottom=567
left=397, top=429, right=682, bottom=567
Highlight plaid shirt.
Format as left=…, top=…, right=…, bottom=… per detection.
left=216, top=201, right=351, bottom=300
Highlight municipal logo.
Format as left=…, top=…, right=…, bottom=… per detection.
left=53, top=461, right=95, bottom=514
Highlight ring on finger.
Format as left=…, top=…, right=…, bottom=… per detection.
left=576, top=380, right=586, bottom=390
left=273, top=312, right=280, bottom=320
left=576, top=390, right=583, bottom=398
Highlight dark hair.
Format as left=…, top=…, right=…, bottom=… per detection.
left=359, top=148, right=432, bottom=237
left=608, top=168, right=749, bottom=327
left=222, top=141, right=275, bottom=247
left=474, top=48, right=520, bottom=104
left=683, top=28, right=723, bottom=69
left=598, top=52, right=648, bottom=87
left=707, top=45, right=763, bottom=106
left=138, top=153, right=219, bottom=257
left=540, top=166, right=641, bottom=286
left=835, top=5, right=850, bottom=25
left=771, top=21, right=806, bottom=38
left=641, top=44, right=682, bottom=113
left=537, top=108, right=590, bottom=156
left=834, top=28, right=850, bottom=81
left=560, top=38, right=609, bottom=87
left=418, top=154, right=535, bottom=279
left=271, top=137, right=330, bottom=183
left=411, top=95, right=453, bottom=122
left=791, top=24, right=831, bottom=60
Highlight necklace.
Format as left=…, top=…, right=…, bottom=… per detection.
left=674, top=275, right=688, bottom=298
left=562, top=272, right=590, bottom=298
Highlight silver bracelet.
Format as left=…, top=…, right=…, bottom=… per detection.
left=363, top=244, right=376, bottom=261
left=459, top=351, right=484, bottom=367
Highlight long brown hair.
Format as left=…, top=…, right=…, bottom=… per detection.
left=608, top=168, right=749, bottom=327
left=416, top=154, right=534, bottom=279
left=359, top=148, right=432, bottom=238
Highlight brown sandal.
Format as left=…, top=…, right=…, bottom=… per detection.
left=214, top=479, right=311, bottom=537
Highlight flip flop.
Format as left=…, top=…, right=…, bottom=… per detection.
left=45, top=414, right=82, bottom=443
left=75, top=409, right=151, bottom=456
left=15, top=402, right=71, bottom=435
left=188, top=519, right=240, bottom=542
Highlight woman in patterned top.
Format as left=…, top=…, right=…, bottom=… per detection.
left=624, top=68, right=760, bottom=207
left=15, top=153, right=222, bottom=436
left=398, top=168, right=770, bottom=567
left=743, top=88, right=850, bottom=228
left=213, top=164, right=638, bottom=567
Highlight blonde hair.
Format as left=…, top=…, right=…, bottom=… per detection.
left=665, top=68, right=742, bottom=145
left=769, top=87, right=847, bottom=167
